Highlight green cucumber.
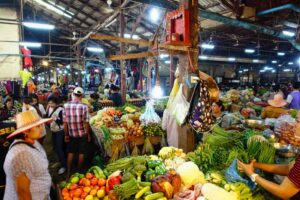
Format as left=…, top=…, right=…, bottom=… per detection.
left=144, top=192, right=164, bottom=200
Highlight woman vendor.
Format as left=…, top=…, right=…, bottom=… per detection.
left=3, top=110, right=53, bottom=200
left=238, top=158, right=300, bottom=199
left=261, top=94, right=287, bottom=119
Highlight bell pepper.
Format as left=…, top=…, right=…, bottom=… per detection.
left=147, top=160, right=163, bottom=169
left=155, top=165, right=166, bottom=176
left=145, top=170, right=157, bottom=182
left=106, top=175, right=122, bottom=194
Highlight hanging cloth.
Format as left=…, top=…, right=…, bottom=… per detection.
left=21, top=47, right=33, bottom=68
left=19, top=70, right=32, bottom=88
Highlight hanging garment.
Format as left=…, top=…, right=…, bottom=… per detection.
left=27, top=80, right=37, bottom=94
left=21, top=48, right=33, bottom=68
left=19, top=70, right=32, bottom=88
left=4, top=81, right=12, bottom=94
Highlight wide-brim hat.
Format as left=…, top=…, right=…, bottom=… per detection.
left=268, top=94, right=287, bottom=108
left=7, top=110, right=53, bottom=139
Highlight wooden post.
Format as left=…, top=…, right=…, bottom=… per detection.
left=139, top=59, right=143, bottom=92
left=177, top=0, right=199, bottom=153
left=119, top=0, right=126, bottom=103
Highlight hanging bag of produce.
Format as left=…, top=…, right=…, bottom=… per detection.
left=170, top=83, right=190, bottom=125
left=188, top=79, right=214, bottom=133
left=140, top=101, right=161, bottom=126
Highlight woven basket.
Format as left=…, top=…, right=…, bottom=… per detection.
left=149, top=136, right=161, bottom=145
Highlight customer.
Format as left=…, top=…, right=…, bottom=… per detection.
left=22, top=96, right=42, bottom=116
left=109, top=84, right=123, bottom=107
left=0, top=98, right=17, bottom=121
left=104, top=84, right=110, bottom=98
left=238, top=157, right=300, bottom=199
left=47, top=84, right=60, bottom=100
left=261, top=94, right=287, bottom=119
left=3, top=110, right=52, bottom=200
left=212, top=101, right=223, bottom=119
left=287, top=82, right=300, bottom=110
left=63, top=87, right=91, bottom=178
left=30, top=93, right=46, bottom=117
left=46, top=96, right=66, bottom=175
left=90, top=92, right=101, bottom=112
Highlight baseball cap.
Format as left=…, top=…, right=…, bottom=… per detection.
left=73, top=87, right=84, bottom=95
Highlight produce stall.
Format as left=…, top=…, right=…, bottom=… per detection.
left=58, top=120, right=297, bottom=200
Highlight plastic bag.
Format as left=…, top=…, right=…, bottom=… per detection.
left=225, top=159, right=256, bottom=190
left=274, top=115, right=296, bottom=136
left=142, top=137, right=154, bottom=155
left=170, top=84, right=190, bottom=125
left=131, top=144, right=140, bottom=156
left=140, top=100, right=161, bottom=126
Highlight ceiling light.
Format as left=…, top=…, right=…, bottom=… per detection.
left=199, top=55, right=208, bottom=60
left=288, top=62, right=294, bottom=65
left=264, top=66, right=273, bottom=70
left=283, top=69, right=291, bottom=72
left=277, top=52, right=285, bottom=56
left=228, top=57, right=236, bottom=62
left=75, top=72, right=78, bottom=75
left=151, top=85, right=163, bottom=99
left=238, top=70, right=243, bottom=73
left=245, top=49, right=255, bottom=53
left=66, top=64, right=70, bottom=69
left=243, top=69, right=249, bottom=72
left=159, top=54, right=169, bottom=59
left=272, top=60, right=277, bottom=64
left=87, top=47, right=104, bottom=53
left=42, top=60, right=48, bottom=66
left=32, top=0, right=73, bottom=18
left=105, top=67, right=113, bottom=72
left=272, top=70, right=276, bottom=73
left=201, top=43, right=215, bottom=49
left=123, top=33, right=140, bottom=39
left=81, top=71, right=86, bottom=74
left=150, top=7, right=159, bottom=22
left=260, top=70, right=265, bottom=73
left=165, top=60, right=171, bottom=64
left=282, top=30, right=296, bottom=37
left=253, top=59, right=259, bottom=63
left=19, top=42, right=41, bottom=47
left=23, top=22, right=55, bottom=30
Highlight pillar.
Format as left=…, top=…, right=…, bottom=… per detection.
left=119, top=0, right=126, bottom=103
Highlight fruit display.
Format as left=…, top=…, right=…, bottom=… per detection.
left=142, top=124, right=165, bottom=137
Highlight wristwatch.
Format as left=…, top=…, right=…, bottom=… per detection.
left=250, top=173, right=259, bottom=183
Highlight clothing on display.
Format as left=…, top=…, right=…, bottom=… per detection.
left=19, top=70, right=32, bottom=88
left=21, top=47, right=33, bottom=69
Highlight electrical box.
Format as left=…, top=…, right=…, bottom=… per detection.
left=165, top=5, right=191, bottom=46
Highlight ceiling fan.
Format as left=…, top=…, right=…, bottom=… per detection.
left=60, top=32, right=81, bottom=40
left=100, top=0, right=114, bottom=14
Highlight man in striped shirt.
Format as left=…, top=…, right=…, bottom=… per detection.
left=63, top=87, right=91, bottom=178
left=238, top=156, right=300, bottom=199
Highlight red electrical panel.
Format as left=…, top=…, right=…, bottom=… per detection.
left=165, top=5, right=191, bottom=46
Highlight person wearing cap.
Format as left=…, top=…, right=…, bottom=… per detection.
left=3, top=110, right=52, bottom=200
left=261, top=94, right=288, bottom=119
left=109, top=84, right=123, bottom=107
left=63, top=87, right=91, bottom=178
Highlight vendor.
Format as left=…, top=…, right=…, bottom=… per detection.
left=212, top=101, right=223, bottom=119
left=238, top=157, right=300, bottom=199
left=89, top=92, right=101, bottom=112
left=261, top=94, right=287, bottom=119
left=0, top=98, right=17, bottom=121
left=109, top=84, right=123, bottom=107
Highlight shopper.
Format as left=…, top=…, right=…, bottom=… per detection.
left=0, top=98, right=17, bottom=121
left=212, top=101, right=223, bottom=118
left=30, top=93, right=46, bottom=117
left=63, top=87, right=91, bottom=178
left=90, top=92, right=101, bottom=112
left=109, top=84, right=123, bottom=107
left=3, top=110, right=52, bottom=200
left=104, top=84, right=110, bottom=98
left=286, top=82, right=300, bottom=110
left=261, top=94, right=287, bottom=119
left=22, top=96, right=41, bottom=116
left=47, top=84, right=60, bottom=100
left=238, top=158, right=300, bottom=199
left=46, top=96, right=66, bottom=175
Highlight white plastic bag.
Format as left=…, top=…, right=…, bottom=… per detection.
left=170, top=84, right=190, bottom=125
left=140, top=100, right=161, bottom=125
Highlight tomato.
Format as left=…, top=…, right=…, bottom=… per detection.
left=90, top=178, right=98, bottom=186
left=100, top=186, right=105, bottom=191
left=73, top=188, right=83, bottom=197
left=93, top=185, right=100, bottom=190
left=81, top=191, right=88, bottom=199
left=62, top=188, right=69, bottom=197
left=97, top=178, right=106, bottom=186
left=70, top=183, right=78, bottom=190
left=86, top=173, right=94, bottom=179
left=90, top=189, right=97, bottom=196
left=83, top=179, right=91, bottom=187
left=83, top=186, right=91, bottom=194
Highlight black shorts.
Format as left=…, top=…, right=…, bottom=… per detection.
left=68, top=137, right=87, bottom=154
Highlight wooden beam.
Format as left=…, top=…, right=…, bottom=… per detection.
left=108, top=51, right=158, bottom=60
left=90, top=34, right=197, bottom=52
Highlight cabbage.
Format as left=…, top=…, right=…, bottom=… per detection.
left=176, top=162, right=205, bottom=189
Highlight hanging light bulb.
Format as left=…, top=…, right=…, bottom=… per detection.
left=107, top=0, right=112, bottom=7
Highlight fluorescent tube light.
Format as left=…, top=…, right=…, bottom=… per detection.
left=159, top=54, right=169, bottom=59
left=283, top=69, right=291, bottom=72
left=277, top=52, right=285, bottom=56
left=19, top=42, right=41, bottom=47
left=165, top=60, right=171, bottom=64
left=23, top=22, right=55, bottom=30
left=288, top=62, right=294, bottom=65
left=201, top=43, right=215, bottom=49
left=32, top=0, right=73, bottom=18
left=243, top=69, right=249, bottom=72
left=87, top=47, right=104, bottom=53
left=228, top=57, right=236, bottom=62
left=199, top=55, right=208, bottom=60
left=272, top=60, right=277, bottom=64
left=253, top=59, right=259, bottom=63
left=245, top=49, right=255, bottom=53
left=272, top=70, right=276, bottom=73
left=282, top=30, right=295, bottom=37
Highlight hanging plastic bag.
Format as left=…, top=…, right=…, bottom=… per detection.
left=142, top=137, right=154, bottom=155
left=170, top=84, right=190, bottom=125
left=224, top=159, right=256, bottom=190
left=140, top=100, right=161, bottom=126
left=131, top=144, right=140, bottom=156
